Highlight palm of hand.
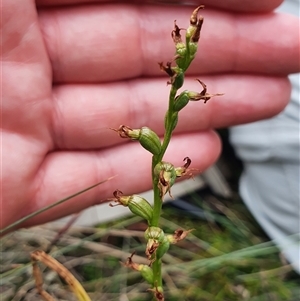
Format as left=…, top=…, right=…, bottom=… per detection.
left=3, top=3, right=54, bottom=228
left=2, top=0, right=299, bottom=230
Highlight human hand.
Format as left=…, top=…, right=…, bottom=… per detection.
left=2, top=0, right=299, bottom=231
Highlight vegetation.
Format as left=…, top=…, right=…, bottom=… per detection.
left=1, top=6, right=299, bottom=301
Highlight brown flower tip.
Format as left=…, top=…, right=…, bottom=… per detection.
left=122, top=251, right=140, bottom=271
left=190, top=5, right=205, bottom=26
left=173, top=228, right=195, bottom=242
left=110, top=125, right=134, bottom=138
left=146, top=240, right=160, bottom=262
left=159, top=62, right=176, bottom=86
left=109, top=191, right=153, bottom=223
left=154, top=162, right=177, bottom=200
left=158, top=169, right=173, bottom=199
left=188, top=5, right=205, bottom=43
left=171, top=20, right=183, bottom=44
left=158, top=61, right=175, bottom=78
left=183, top=156, right=192, bottom=169
left=122, top=252, right=154, bottom=285
left=189, top=79, right=224, bottom=103
left=175, top=157, right=198, bottom=178
left=159, top=62, right=184, bottom=88
left=167, top=228, right=195, bottom=244
left=179, top=156, right=192, bottom=175
left=148, top=286, right=165, bottom=301
left=108, top=189, right=125, bottom=207
left=191, top=16, right=203, bottom=43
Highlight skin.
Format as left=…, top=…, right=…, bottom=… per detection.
left=1, top=0, right=299, bottom=231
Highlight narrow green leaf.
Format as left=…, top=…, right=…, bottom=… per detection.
left=1, top=176, right=116, bottom=235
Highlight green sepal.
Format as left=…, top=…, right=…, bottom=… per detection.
left=188, top=42, right=198, bottom=61
left=127, top=196, right=153, bottom=223
left=145, top=227, right=165, bottom=243
left=138, top=127, right=162, bottom=156
left=173, top=90, right=190, bottom=112
left=172, top=69, right=184, bottom=89
left=175, top=43, right=187, bottom=69
left=110, top=192, right=153, bottom=224
left=154, top=162, right=177, bottom=188
left=155, top=235, right=170, bottom=260
left=138, top=265, right=154, bottom=285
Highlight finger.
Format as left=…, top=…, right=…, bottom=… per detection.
left=3, top=0, right=52, bottom=125
left=3, top=0, right=48, bottom=66
left=13, top=131, right=221, bottom=228
left=36, top=0, right=284, bottom=13
left=37, top=5, right=299, bottom=83
left=51, top=75, right=290, bottom=149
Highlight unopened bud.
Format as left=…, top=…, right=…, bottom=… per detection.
left=109, top=190, right=153, bottom=223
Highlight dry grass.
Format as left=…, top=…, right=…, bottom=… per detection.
left=1, top=131, right=299, bottom=300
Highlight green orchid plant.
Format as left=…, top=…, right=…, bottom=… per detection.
left=108, top=6, right=222, bottom=301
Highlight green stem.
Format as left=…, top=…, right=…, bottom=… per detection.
left=151, top=179, right=162, bottom=227
left=152, top=259, right=162, bottom=287
left=150, top=85, right=178, bottom=292
left=158, top=86, right=178, bottom=161
left=151, top=85, right=178, bottom=227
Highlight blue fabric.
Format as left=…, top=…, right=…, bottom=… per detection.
left=230, top=0, right=300, bottom=273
